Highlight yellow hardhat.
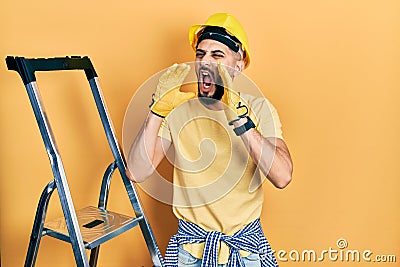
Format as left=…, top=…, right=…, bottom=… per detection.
left=189, top=13, right=250, bottom=68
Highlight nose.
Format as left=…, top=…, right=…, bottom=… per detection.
left=201, top=52, right=217, bottom=66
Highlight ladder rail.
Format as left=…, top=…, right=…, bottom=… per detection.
left=88, top=77, right=164, bottom=266
left=25, top=180, right=56, bottom=267
left=89, top=161, right=116, bottom=267
left=26, top=80, right=90, bottom=266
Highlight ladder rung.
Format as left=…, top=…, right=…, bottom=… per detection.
left=43, top=206, right=142, bottom=249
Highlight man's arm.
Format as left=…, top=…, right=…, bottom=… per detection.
left=218, top=63, right=292, bottom=188
left=127, top=112, right=171, bottom=183
left=126, top=63, right=193, bottom=182
left=233, top=118, right=293, bottom=189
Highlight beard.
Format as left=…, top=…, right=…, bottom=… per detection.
left=197, top=65, right=225, bottom=104
left=198, top=83, right=224, bottom=100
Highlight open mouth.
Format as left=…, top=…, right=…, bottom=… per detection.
left=198, top=67, right=215, bottom=94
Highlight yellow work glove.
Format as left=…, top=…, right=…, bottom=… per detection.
left=150, top=63, right=195, bottom=118
left=218, top=63, right=249, bottom=125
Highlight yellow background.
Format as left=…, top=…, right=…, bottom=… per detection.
left=1, top=0, right=399, bottom=266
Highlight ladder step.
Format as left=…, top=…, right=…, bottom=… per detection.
left=43, top=206, right=142, bottom=249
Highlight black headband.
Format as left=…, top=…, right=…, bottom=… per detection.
left=196, top=26, right=241, bottom=53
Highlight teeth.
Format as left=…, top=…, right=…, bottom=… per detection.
left=200, top=70, right=211, bottom=90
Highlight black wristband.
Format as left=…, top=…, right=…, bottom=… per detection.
left=233, top=116, right=255, bottom=136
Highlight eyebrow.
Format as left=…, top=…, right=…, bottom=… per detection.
left=211, top=50, right=225, bottom=55
left=196, top=48, right=226, bottom=55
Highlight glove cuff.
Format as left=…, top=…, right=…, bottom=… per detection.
left=150, top=110, right=165, bottom=118
left=233, top=116, right=255, bottom=136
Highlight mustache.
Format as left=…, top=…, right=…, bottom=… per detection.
left=198, top=65, right=218, bottom=81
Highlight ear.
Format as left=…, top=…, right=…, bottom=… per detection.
left=234, top=60, right=245, bottom=77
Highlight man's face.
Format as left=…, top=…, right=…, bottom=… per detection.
left=195, top=39, right=242, bottom=100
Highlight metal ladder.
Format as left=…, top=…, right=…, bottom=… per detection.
left=6, top=56, right=165, bottom=267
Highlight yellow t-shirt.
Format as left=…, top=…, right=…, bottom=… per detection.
left=159, top=94, right=282, bottom=264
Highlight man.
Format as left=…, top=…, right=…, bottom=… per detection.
left=127, top=13, right=293, bottom=267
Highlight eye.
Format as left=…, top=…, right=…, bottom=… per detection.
left=212, top=53, right=224, bottom=59
left=196, top=51, right=205, bottom=58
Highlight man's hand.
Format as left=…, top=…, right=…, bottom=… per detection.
left=218, top=62, right=249, bottom=125
left=150, top=63, right=195, bottom=118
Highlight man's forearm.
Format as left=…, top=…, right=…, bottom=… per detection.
left=234, top=118, right=293, bottom=188
left=127, top=112, right=164, bottom=182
